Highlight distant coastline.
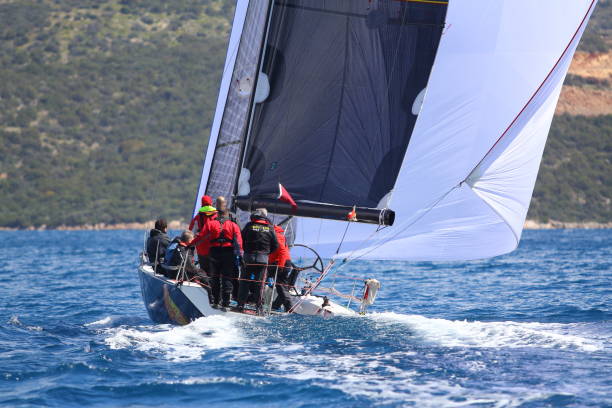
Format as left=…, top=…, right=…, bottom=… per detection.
left=0, top=219, right=610, bottom=231
left=522, top=220, right=612, bottom=230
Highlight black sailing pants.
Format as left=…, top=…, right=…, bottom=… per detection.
left=271, top=264, right=293, bottom=311
left=197, top=254, right=211, bottom=276
left=238, top=263, right=267, bottom=307
left=209, top=247, right=237, bottom=307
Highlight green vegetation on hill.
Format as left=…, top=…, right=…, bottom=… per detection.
left=0, top=0, right=233, bottom=227
left=579, top=0, right=611, bottom=52
left=0, top=0, right=610, bottom=228
left=532, top=115, right=611, bottom=223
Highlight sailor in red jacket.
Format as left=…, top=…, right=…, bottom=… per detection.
left=208, top=208, right=243, bottom=310
left=189, top=195, right=218, bottom=272
left=269, top=224, right=293, bottom=311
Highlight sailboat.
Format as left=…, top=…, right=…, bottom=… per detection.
left=138, top=0, right=597, bottom=325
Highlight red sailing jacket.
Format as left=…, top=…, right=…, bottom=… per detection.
left=189, top=213, right=220, bottom=256
left=269, top=225, right=290, bottom=268
left=210, top=218, right=243, bottom=252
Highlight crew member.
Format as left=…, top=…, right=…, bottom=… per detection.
left=215, top=196, right=236, bottom=222
left=216, top=197, right=239, bottom=300
left=146, top=218, right=170, bottom=272
left=238, top=208, right=278, bottom=312
left=163, top=230, right=208, bottom=284
left=189, top=195, right=217, bottom=273
left=269, top=223, right=293, bottom=312
left=208, top=209, right=243, bottom=310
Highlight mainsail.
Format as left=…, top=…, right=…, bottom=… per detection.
left=194, top=0, right=271, bottom=210
left=195, top=0, right=597, bottom=261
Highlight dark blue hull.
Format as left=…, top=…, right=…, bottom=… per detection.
left=138, top=267, right=204, bottom=325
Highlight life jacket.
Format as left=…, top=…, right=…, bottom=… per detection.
left=211, top=217, right=232, bottom=244
left=210, top=217, right=243, bottom=254
left=243, top=218, right=277, bottom=256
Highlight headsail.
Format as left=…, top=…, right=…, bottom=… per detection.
left=338, top=0, right=598, bottom=260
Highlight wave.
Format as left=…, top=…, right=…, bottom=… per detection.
left=260, top=344, right=557, bottom=407
left=7, top=315, right=43, bottom=332
left=84, top=315, right=148, bottom=328
left=97, top=314, right=247, bottom=361
left=369, top=312, right=603, bottom=351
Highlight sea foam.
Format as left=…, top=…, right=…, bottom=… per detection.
left=369, top=312, right=602, bottom=351
left=101, top=314, right=246, bottom=361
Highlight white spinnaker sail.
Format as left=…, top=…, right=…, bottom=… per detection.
left=295, top=0, right=597, bottom=261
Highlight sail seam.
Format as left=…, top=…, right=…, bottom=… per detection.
left=463, top=0, right=596, bottom=185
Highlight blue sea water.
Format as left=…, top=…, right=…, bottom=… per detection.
left=0, top=229, right=610, bottom=408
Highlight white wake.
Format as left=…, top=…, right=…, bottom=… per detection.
left=369, top=312, right=602, bottom=351
left=97, top=315, right=247, bottom=361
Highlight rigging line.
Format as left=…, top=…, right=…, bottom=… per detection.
left=229, top=1, right=275, bottom=207
left=335, top=220, right=352, bottom=255
left=192, top=4, right=251, bottom=215
left=334, top=184, right=460, bottom=268
left=327, top=224, right=382, bottom=281
left=287, top=260, right=336, bottom=314
left=383, top=1, right=411, bottom=104
left=332, top=2, right=594, bottom=269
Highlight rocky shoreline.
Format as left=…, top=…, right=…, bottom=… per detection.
left=1, top=219, right=611, bottom=231
left=522, top=220, right=612, bottom=229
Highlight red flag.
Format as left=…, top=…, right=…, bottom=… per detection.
left=277, top=183, right=297, bottom=210
left=347, top=206, right=357, bottom=222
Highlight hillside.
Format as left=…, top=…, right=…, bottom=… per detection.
left=0, top=0, right=610, bottom=228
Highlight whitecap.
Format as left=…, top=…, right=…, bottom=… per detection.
left=102, top=314, right=247, bottom=361
left=85, top=316, right=113, bottom=327
left=369, top=312, right=602, bottom=351
left=8, top=315, right=43, bottom=332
